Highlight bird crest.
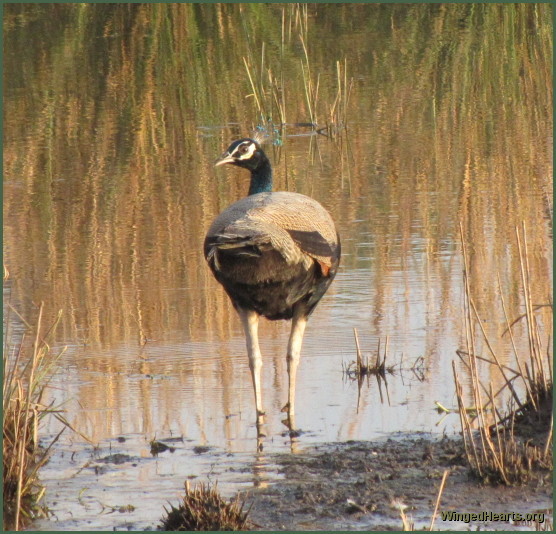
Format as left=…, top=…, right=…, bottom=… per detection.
left=251, top=130, right=267, bottom=146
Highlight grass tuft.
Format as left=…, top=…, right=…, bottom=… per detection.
left=160, top=481, right=252, bottom=531
left=3, top=302, right=68, bottom=530
left=344, top=328, right=396, bottom=380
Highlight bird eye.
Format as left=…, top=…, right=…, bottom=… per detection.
left=239, top=144, right=250, bottom=154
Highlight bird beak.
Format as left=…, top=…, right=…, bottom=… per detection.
left=215, top=152, right=235, bottom=167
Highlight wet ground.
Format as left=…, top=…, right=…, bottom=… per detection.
left=246, top=435, right=552, bottom=531
left=35, top=430, right=552, bottom=531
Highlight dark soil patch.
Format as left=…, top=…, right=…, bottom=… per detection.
left=246, top=435, right=552, bottom=531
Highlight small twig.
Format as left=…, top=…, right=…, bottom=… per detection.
left=502, top=304, right=553, bottom=336
left=429, top=469, right=449, bottom=531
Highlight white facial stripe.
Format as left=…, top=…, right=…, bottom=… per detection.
left=231, top=141, right=256, bottom=160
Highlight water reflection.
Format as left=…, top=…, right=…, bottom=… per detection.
left=3, top=3, right=552, bottom=530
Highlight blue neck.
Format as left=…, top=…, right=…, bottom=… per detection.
left=248, top=161, right=273, bottom=195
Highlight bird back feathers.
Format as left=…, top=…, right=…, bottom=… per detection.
left=205, top=192, right=339, bottom=272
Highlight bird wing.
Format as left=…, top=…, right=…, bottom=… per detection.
left=205, top=192, right=339, bottom=273
left=207, top=218, right=309, bottom=268
left=247, top=193, right=339, bottom=270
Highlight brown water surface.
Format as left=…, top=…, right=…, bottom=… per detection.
left=3, top=4, right=552, bottom=530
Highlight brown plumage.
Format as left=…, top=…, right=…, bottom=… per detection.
left=204, top=138, right=340, bottom=437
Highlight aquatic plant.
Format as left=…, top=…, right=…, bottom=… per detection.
left=160, top=481, right=252, bottom=531
left=242, top=5, right=352, bottom=140
left=345, top=328, right=396, bottom=379
left=453, top=224, right=553, bottom=485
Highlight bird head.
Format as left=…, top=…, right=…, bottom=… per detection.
left=215, top=138, right=266, bottom=172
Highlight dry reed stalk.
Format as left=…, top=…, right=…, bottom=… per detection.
left=353, top=327, right=364, bottom=375
left=299, top=40, right=319, bottom=127
left=395, top=500, right=414, bottom=531
left=243, top=56, right=264, bottom=119
left=454, top=224, right=552, bottom=485
left=346, top=329, right=396, bottom=380
left=3, top=302, right=71, bottom=530
left=459, top=223, right=489, bottom=463
left=243, top=8, right=351, bottom=138
left=14, top=304, right=43, bottom=528
left=429, top=469, right=449, bottom=531
left=400, top=508, right=414, bottom=531
left=326, top=58, right=352, bottom=134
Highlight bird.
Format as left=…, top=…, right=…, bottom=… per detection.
left=204, top=137, right=341, bottom=436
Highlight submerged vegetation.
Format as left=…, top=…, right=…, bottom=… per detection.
left=3, top=301, right=67, bottom=530
left=160, top=482, right=252, bottom=531
left=453, top=224, right=553, bottom=485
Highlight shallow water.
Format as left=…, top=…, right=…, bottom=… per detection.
left=3, top=4, right=552, bottom=530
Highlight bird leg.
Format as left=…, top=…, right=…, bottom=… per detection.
left=284, top=311, right=308, bottom=431
left=238, top=308, right=265, bottom=435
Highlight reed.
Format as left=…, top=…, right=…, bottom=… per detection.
left=298, top=29, right=319, bottom=127
left=428, top=470, right=449, bottom=531
left=320, top=58, right=353, bottom=138
left=3, top=302, right=68, bottom=530
left=241, top=6, right=352, bottom=140
left=342, top=329, right=397, bottom=413
left=344, top=328, right=395, bottom=380
left=453, top=223, right=552, bottom=485
left=293, top=34, right=352, bottom=138
left=242, top=53, right=286, bottom=131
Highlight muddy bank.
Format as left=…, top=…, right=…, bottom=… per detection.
left=246, top=435, right=552, bottom=531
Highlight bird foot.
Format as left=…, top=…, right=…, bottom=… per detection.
left=280, top=402, right=290, bottom=413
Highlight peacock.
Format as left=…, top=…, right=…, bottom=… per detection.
left=204, top=137, right=341, bottom=436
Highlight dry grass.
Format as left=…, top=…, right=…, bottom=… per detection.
left=343, top=328, right=397, bottom=411
left=160, top=481, right=252, bottom=531
left=344, top=329, right=430, bottom=413
left=399, top=504, right=415, bottom=531
left=3, top=301, right=69, bottom=530
left=453, top=223, right=552, bottom=485
left=532, top=516, right=553, bottom=531
left=344, top=328, right=396, bottom=380
left=321, top=58, right=353, bottom=138
left=396, top=469, right=449, bottom=531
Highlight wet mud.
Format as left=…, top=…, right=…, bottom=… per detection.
left=34, top=432, right=552, bottom=531
left=246, top=435, right=552, bottom=531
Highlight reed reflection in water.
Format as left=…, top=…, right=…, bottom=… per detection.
left=2, top=3, right=552, bottom=528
